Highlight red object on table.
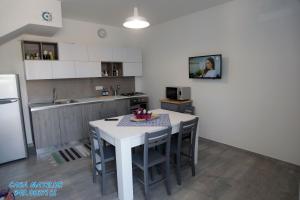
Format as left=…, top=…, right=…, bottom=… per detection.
left=134, top=109, right=152, bottom=120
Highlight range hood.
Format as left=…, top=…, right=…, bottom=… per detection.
left=0, top=0, right=63, bottom=45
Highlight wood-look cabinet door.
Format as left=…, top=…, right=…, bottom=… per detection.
left=101, top=101, right=118, bottom=119
left=115, top=99, right=130, bottom=116
left=81, top=102, right=103, bottom=137
left=58, top=105, right=85, bottom=144
left=31, top=108, right=61, bottom=149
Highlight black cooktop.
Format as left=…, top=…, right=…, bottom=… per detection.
left=121, top=92, right=145, bottom=96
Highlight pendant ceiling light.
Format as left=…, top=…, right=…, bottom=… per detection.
left=123, top=7, right=150, bottom=29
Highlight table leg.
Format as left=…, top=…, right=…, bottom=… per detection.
left=115, top=138, right=133, bottom=200
left=194, top=123, right=200, bottom=164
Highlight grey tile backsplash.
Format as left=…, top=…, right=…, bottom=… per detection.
left=27, top=77, right=135, bottom=103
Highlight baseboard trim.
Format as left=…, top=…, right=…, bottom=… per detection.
left=198, top=137, right=300, bottom=168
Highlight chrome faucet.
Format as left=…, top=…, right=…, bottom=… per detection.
left=52, top=88, right=57, bottom=103
left=116, top=84, right=120, bottom=96
left=111, top=85, right=120, bottom=96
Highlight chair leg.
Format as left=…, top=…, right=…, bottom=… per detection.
left=149, top=167, right=154, bottom=182
left=144, top=168, right=150, bottom=200
left=165, top=161, right=171, bottom=195
left=92, top=164, right=96, bottom=183
left=173, top=154, right=177, bottom=164
left=176, top=153, right=182, bottom=185
left=101, top=165, right=106, bottom=195
left=91, top=147, right=96, bottom=183
left=101, top=173, right=106, bottom=195
left=191, top=149, right=196, bottom=176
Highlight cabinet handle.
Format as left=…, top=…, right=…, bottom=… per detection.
left=0, top=99, right=18, bottom=105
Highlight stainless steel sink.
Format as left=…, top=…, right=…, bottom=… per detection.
left=53, top=99, right=78, bottom=105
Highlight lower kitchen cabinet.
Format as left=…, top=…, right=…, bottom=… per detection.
left=101, top=99, right=130, bottom=118
left=59, top=105, right=85, bottom=144
left=115, top=99, right=130, bottom=116
left=81, top=102, right=103, bottom=138
left=31, top=98, right=131, bottom=149
left=101, top=101, right=117, bottom=119
left=31, top=108, right=61, bottom=149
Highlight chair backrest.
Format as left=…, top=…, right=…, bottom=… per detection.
left=178, top=117, right=199, bottom=151
left=144, top=127, right=172, bottom=167
left=89, top=126, right=104, bottom=166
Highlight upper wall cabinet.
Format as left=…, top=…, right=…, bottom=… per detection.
left=124, top=48, right=142, bottom=63
left=25, top=61, right=101, bottom=80
left=24, top=43, right=143, bottom=79
left=112, top=48, right=126, bottom=62
left=112, top=47, right=142, bottom=63
left=87, top=45, right=113, bottom=62
left=24, top=60, right=52, bottom=80
left=52, top=61, right=76, bottom=79
left=59, top=43, right=88, bottom=61
left=123, top=62, right=143, bottom=77
left=87, top=45, right=142, bottom=63
left=75, top=61, right=101, bottom=78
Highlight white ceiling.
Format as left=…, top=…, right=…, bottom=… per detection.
left=61, top=0, right=233, bottom=27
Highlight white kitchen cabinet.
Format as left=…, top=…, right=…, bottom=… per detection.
left=52, top=61, right=76, bottom=79
left=24, top=60, right=52, bottom=80
left=75, top=61, right=101, bottom=78
left=123, top=62, right=143, bottom=77
left=112, top=48, right=126, bottom=62
left=88, top=46, right=142, bottom=62
left=87, top=45, right=113, bottom=61
left=59, top=43, right=88, bottom=61
left=124, top=48, right=142, bottom=62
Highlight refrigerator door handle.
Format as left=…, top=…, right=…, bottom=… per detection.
left=0, top=99, right=18, bottom=104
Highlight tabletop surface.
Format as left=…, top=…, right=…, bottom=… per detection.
left=89, top=109, right=197, bottom=141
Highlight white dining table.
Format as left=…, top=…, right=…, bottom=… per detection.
left=89, top=109, right=199, bottom=200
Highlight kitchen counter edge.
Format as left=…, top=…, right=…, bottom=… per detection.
left=30, top=95, right=148, bottom=112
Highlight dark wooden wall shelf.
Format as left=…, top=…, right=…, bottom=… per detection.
left=101, top=62, right=123, bottom=77
left=22, top=40, right=58, bottom=60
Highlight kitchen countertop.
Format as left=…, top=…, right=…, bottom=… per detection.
left=30, top=95, right=148, bottom=111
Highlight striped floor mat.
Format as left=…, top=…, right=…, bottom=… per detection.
left=41, top=143, right=92, bottom=166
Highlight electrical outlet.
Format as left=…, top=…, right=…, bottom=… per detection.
left=95, top=86, right=103, bottom=91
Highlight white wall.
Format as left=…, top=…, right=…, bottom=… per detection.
left=0, top=0, right=62, bottom=44
left=140, top=0, right=300, bottom=165
left=0, top=18, right=140, bottom=144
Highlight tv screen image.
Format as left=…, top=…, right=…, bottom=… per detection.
left=189, top=54, right=222, bottom=79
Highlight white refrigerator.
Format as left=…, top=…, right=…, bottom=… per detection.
left=0, top=74, right=27, bottom=164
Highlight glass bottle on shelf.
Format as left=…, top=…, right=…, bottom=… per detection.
left=49, top=51, right=54, bottom=60
left=43, top=50, right=48, bottom=60
left=112, top=66, right=116, bottom=76
left=25, top=53, right=30, bottom=60
left=35, top=53, right=39, bottom=60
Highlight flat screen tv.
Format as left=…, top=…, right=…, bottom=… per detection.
left=189, top=54, right=222, bottom=79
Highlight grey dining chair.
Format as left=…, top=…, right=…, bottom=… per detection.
left=171, top=117, right=198, bottom=185
left=89, top=126, right=116, bottom=195
left=132, top=127, right=172, bottom=200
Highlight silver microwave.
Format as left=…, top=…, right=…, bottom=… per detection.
left=166, top=87, right=191, bottom=100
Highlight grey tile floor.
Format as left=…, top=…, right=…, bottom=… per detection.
left=0, top=139, right=299, bottom=200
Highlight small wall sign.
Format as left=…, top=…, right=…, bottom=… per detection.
left=42, top=11, right=52, bottom=22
